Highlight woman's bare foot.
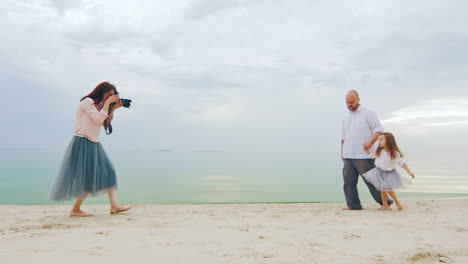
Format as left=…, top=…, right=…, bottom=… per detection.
left=110, top=205, right=131, bottom=215
left=70, top=210, right=93, bottom=217
left=378, top=206, right=391, bottom=211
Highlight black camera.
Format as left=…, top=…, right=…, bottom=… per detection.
left=120, top=98, right=132, bottom=108
left=108, top=98, right=132, bottom=114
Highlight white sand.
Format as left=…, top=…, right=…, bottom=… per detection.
left=1, top=199, right=468, bottom=264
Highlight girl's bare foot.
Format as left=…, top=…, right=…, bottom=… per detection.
left=110, top=205, right=131, bottom=215
left=70, top=210, right=93, bottom=217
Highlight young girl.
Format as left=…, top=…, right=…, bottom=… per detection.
left=363, top=132, right=415, bottom=211
left=50, top=82, right=130, bottom=216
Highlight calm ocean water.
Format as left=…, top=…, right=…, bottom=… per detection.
left=0, top=148, right=467, bottom=205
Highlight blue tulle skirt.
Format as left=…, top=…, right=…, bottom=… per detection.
left=363, top=167, right=412, bottom=191
left=50, top=136, right=117, bottom=201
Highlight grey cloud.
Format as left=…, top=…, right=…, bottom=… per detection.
left=1, top=0, right=468, bottom=152
left=51, top=0, right=84, bottom=15
left=184, top=0, right=243, bottom=20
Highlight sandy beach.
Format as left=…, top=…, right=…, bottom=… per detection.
left=1, top=199, right=468, bottom=264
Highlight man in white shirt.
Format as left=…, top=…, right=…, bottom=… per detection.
left=341, top=90, right=393, bottom=210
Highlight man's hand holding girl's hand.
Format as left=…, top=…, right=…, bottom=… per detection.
left=363, top=140, right=373, bottom=151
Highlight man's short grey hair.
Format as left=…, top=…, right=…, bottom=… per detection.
left=346, top=90, right=360, bottom=98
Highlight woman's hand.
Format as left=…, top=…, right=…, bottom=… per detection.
left=102, top=95, right=120, bottom=114
left=104, top=95, right=120, bottom=106
left=108, top=99, right=123, bottom=118
left=113, top=99, right=124, bottom=110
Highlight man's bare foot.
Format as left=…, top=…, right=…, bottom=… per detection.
left=110, top=205, right=131, bottom=215
left=70, top=210, right=93, bottom=217
left=397, top=206, right=404, bottom=211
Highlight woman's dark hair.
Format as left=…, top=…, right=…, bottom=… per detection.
left=81, top=82, right=118, bottom=104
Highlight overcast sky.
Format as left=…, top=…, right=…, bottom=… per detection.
left=1, top=0, right=467, bottom=156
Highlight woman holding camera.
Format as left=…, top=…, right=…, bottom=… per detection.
left=50, top=82, right=130, bottom=217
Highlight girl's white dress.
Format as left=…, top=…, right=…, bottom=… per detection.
left=363, top=144, right=412, bottom=191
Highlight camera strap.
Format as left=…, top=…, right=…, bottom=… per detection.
left=99, top=102, right=113, bottom=135
left=104, top=118, right=113, bottom=135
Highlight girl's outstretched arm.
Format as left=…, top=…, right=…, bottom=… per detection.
left=402, top=164, right=415, bottom=179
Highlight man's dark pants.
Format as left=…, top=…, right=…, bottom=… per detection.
left=343, top=158, right=393, bottom=210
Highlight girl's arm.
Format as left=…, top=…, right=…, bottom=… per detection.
left=396, top=153, right=415, bottom=179
left=401, top=163, right=415, bottom=179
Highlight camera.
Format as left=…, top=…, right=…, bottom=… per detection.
left=108, top=98, right=132, bottom=114
left=120, top=98, right=132, bottom=108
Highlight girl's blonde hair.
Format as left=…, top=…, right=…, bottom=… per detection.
left=376, top=132, right=404, bottom=159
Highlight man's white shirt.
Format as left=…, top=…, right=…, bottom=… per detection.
left=341, top=105, right=384, bottom=159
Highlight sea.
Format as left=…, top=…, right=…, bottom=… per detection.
left=0, top=148, right=467, bottom=205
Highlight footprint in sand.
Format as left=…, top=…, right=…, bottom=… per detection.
left=308, top=242, right=327, bottom=248
left=408, top=251, right=452, bottom=263
left=40, top=224, right=80, bottom=230
left=369, top=254, right=385, bottom=262
left=238, top=224, right=265, bottom=231
left=95, top=231, right=110, bottom=235
left=343, top=234, right=362, bottom=240
left=9, top=227, right=32, bottom=233
left=307, top=242, right=328, bottom=253
left=88, top=246, right=104, bottom=256
left=41, top=224, right=59, bottom=230
left=29, top=232, right=46, bottom=238
left=455, top=227, right=468, bottom=232
left=239, top=247, right=263, bottom=258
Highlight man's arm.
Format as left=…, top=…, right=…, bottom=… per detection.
left=364, top=111, right=384, bottom=151
left=364, top=132, right=381, bottom=151
left=341, top=140, right=344, bottom=161
left=341, top=117, right=346, bottom=161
